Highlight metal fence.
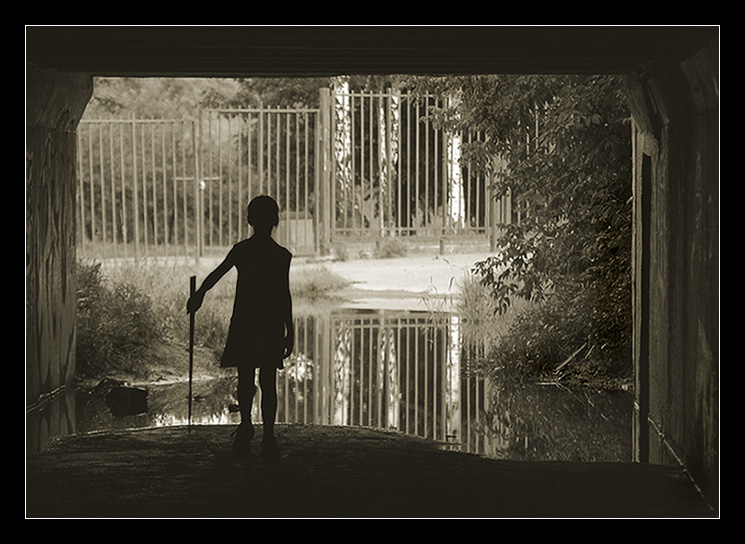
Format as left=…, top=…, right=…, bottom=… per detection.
left=76, top=88, right=511, bottom=259
left=330, top=90, right=500, bottom=240
left=200, top=107, right=319, bottom=255
left=76, top=118, right=200, bottom=257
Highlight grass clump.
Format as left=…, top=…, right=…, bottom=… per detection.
left=291, top=265, right=350, bottom=301
left=76, top=260, right=164, bottom=378
left=373, top=238, right=408, bottom=259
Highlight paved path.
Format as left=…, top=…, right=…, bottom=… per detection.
left=297, top=253, right=485, bottom=311
left=26, top=425, right=715, bottom=518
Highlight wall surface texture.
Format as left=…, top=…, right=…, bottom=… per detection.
left=26, top=64, right=92, bottom=452
left=626, top=38, right=719, bottom=509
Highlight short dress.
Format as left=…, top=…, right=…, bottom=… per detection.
left=220, top=237, right=293, bottom=370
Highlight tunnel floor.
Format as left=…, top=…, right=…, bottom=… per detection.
left=26, top=424, right=716, bottom=518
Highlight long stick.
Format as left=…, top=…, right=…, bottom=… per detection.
left=188, top=275, right=196, bottom=432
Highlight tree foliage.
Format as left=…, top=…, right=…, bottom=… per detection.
left=83, top=76, right=397, bottom=119
left=407, top=75, right=633, bottom=373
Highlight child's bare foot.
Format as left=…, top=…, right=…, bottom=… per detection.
left=232, top=423, right=255, bottom=456
left=261, top=434, right=280, bottom=463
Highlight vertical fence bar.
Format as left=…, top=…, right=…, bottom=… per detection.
left=385, top=93, right=391, bottom=235
left=108, top=124, right=116, bottom=245
left=274, top=109, right=280, bottom=210
left=259, top=104, right=264, bottom=193
left=119, top=123, right=127, bottom=248
left=238, top=112, right=244, bottom=240
left=396, top=94, right=402, bottom=236
left=139, top=122, right=148, bottom=252
left=131, top=118, right=140, bottom=258
left=207, top=112, right=213, bottom=248
left=192, top=120, right=201, bottom=260
left=97, top=124, right=105, bottom=243
left=170, top=121, right=177, bottom=249
left=149, top=123, right=156, bottom=248
left=180, top=120, right=187, bottom=253
left=285, top=112, right=290, bottom=248
left=368, top=94, right=373, bottom=239
left=86, top=124, right=94, bottom=242
left=228, top=114, right=233, bottom=245
left=218, top=113, right=224, bottom=248
left=303, top=112, right=309, bottom=250
left=349, top=92, right=355, bottom=233
left=76, top=131, right=84, bottom=246
left=247, top=111, right=253, bottom=236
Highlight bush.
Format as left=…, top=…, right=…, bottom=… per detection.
left=76, top=260, right=164, bottom=378
left=485, top=284, right=631, bottom=385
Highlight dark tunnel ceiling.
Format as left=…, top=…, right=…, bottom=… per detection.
left=26, top=26, right=718, bottom=78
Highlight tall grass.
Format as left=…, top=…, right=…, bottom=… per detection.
left=456, top=274, right=528, bottom=355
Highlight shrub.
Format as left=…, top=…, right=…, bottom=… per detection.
left=484, top=283, right=631, bottom=385
left=76, top=260, right=163, bottom=378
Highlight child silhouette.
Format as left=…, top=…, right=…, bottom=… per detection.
left=187, top=195, right=293, bottom=462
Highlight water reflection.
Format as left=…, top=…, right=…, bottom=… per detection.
left=30, top=308, right=633, bottom=461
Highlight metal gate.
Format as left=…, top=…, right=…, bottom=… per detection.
left=326, top=87, right=508, bottom=245
left=75, top=87, right=508, bottom=259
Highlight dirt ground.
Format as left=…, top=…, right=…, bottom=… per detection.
left=296, top=251, right=486, bottom=311
left=26, top=424, right=715, bottom=518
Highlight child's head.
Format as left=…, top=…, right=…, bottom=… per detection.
left=247, top=195, right=280, bottom=233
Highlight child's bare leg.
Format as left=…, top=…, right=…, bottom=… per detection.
left=258, top=367, right=280, bottom=462
left=237, top=367, right=257, bottom=427
left=258, top=367, right=277, bottom=437
left=233, top=367, right=256, bottom=454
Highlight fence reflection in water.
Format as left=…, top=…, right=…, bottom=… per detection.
left=273, top=310, right=489, bottom=455
left=30, top=308, right=630, bottom=461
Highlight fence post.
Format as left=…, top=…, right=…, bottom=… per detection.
left=318, top=88, right=332, bottom=256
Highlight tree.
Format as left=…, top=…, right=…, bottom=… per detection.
left=407, top=75, right=633, bottom=375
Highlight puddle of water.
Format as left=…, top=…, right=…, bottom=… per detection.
left=30, top=308, right=631, bottom=462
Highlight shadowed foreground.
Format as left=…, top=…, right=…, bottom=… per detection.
left=26, top=425, right=715, bottom=518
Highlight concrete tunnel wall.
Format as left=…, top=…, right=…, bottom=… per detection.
left=626, top=37, right=719, bottom=509
left=26, top=65, right=92, bottom=452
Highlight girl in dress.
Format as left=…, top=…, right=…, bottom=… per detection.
left=187, top=195, right=293, bottom=462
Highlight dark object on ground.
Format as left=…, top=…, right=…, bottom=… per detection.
left=105, top=385, right=148, bottom=417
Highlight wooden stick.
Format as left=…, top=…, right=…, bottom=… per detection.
left=188, top=275, right=196, bottom=432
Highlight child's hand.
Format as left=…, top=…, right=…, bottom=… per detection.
left=186, top=291, right=204, bottom=314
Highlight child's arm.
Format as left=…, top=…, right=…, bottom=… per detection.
left=186, top=256, right=234, bottom=314
left=281, top=256, right=294, bottom=359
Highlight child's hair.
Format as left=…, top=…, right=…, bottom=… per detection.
left=247, top=195, right=280, bottom=228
